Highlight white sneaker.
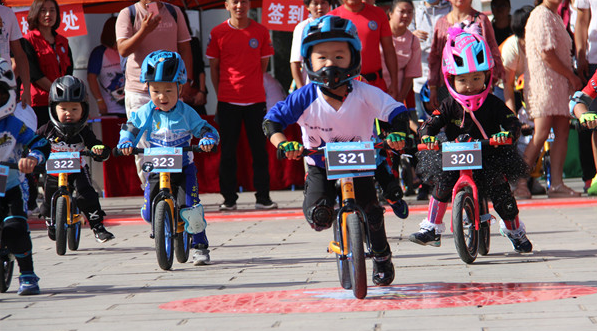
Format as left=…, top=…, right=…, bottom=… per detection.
left=193, top=245, right=211, bottom=265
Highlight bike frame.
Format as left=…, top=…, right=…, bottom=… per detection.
left=450, top=169, right=480, bottom=232
left=50, top=171, right=82, bottom=228
left=150, top=171, right=183, bottom=237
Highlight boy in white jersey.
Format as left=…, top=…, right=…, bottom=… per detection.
left=263, top=16, right=410, bottom=286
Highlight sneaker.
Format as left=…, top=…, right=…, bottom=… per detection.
left=409, top=228, right=441, bottom=247
left=372, top=253, right=395, bottom=286
left=219, top=202, right=237, bottom=211
left=192, top=245, right=211, bottom=265
left=500, top=228, right=533, bottom=253
left=92, top=224, right=115, bottom=243
left=587, top=176, right=597, bottom=196
left=255, top=199, right=278, bottom=210
left=18, top=274, right=40, bottom=296
left=389, top=199, right=409, bottom=219
left=46, top=220, right=56, bottom=241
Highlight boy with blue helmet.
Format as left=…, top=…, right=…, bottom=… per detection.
left=264, top=15, right=411, bottom=286
left=118, top=50, right=219, bottom=265
left=0, top=57, right=50, bottom=295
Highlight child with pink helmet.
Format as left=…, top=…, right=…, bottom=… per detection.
left=409, top=28, right=533, bottom=253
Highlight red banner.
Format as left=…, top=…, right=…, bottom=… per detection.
left=261, top=0, right=308, bottom=32
left=14, top=4, right=88, bottom=38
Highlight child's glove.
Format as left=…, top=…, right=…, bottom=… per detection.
left=386, top=132, right=406, bottom=142
left=277, top=141, right=303, bottom=160
left=198, top=132, right=217, bottom=152
left=580, top=112, right=597, bottom=128
left=492, top=131, right=511, bottom=139
left=91, top=145, right=110, bottom=161
left=421, top=135, right=436, bottom=144
left=117, top=141, right=132, bottom=149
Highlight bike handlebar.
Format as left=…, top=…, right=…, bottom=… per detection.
left=417, top=137, right=512, bottom=151
left=286, top=141, right=392, bottom=159
left=112, top=146, right=204, bottom=157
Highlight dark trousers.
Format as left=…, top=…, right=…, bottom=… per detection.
left=1, top=186, right=34, bottom=273
left=216, top=102, right=270, bottom=203
left=303, top=165, right=389, bottom=254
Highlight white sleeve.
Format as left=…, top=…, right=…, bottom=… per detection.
left=290, top=20, right=308, bottom=63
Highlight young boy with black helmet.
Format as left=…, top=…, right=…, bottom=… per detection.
left=263, top=15, right=410, bottom=286
left=38, top=75, right=115, bottom=243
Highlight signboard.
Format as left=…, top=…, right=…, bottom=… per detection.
left=14, top=4, right=88, bottom=38
left=324, top=141, right=376, bottom=180
left=261, top=0, right=309, bottom=32
left=441, top=142, right=482, bottom=171
left=142, top=147, right=183, bottom=173
left=46, top=152, right=81, bottom=174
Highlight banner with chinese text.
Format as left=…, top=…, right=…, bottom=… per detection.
left=261, top=0, right=309, bottom=32
left=14, top=4, right=88, bottom=38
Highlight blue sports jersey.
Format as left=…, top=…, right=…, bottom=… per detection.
left=119, top=100, right=219, bottom=165
left=264, top=81, right=407, bottom=167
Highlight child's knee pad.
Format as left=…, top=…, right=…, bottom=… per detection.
left=306, top=199, right=334, bottom=231
left=2, top=216, right=32, bottom=254
left=365, top=203, right=385, bottom=231
left=180, top=203, right=206, bottom=234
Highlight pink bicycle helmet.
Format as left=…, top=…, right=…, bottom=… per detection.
left=442, top=28, right=494, bottom=112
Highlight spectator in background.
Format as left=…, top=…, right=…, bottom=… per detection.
left=574, top=0, right=597, bottom=193
left=206, top=0, right=277, bottom=211
left=289, top=0, right=331, bottom=90
left=0, top=4, right=31, bottom=108
left=87, top=17, right=126, bottom=117
left=181, top=9, right=208, bottom=116
left=491, top=0, right=512, bottom=46
left=427, top=0, right=504, bottom=110
left=264, top=72, right=287, bottom=111
left=116, top=0, right=193, bottom=185
left=329, top=0, right=399, bottom=98
left=409, top=0, right=451, bottom=120
left=520, top=0, right=583, bottom=198
left=21, top=0, right=73, bottom=128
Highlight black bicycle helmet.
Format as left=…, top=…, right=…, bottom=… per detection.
left=49, top=75, right=89, bottom=139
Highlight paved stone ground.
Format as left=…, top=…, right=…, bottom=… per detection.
left=2, top=180, right=597, bottom=331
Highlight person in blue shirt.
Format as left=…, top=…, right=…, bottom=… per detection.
left=117, top=50, right=219, bottom=266
left=0, top=57, right=50, bottom=295
left=263, top=16, right=410, bottom=286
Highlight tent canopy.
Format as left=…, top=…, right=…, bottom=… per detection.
left=2, top=0, right=262, bottom=13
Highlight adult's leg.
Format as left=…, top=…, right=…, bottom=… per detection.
left=549, top=115, right=571, bottom=188
left=523, top=116, right=553, bottom=168
left=124, top=91, right=151, bottom=186
left=217, top=102, right=243, bottom=204
left=242, top=102, right=271, bottom=202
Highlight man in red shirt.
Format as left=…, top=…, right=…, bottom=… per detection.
left=206, top=0, right=278, bottom=211
left=329, top=0, right=398, bottom=98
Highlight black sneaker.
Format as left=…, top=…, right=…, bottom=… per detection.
left=219, top=202, right=237, bottom=211
left=46, top=220, right=56, bottom=241
left=409, top=228, right=441, bottom=247
left=372, top=253, right=395, bottom=286
left=255, top=198, right=278, bottom=210
left=389, top=199, right=409, bottom=219
left=93, top=224, right=115, bottom=243
left=500, top=228, right=533, bottom=253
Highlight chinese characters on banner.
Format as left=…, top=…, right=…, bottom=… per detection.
left=14, top=4, right=88, bottom=38
left=261, top=0, right=309, bottom=32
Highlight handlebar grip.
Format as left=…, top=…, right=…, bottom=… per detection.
left=417, top=143, right=439, bottom=151
left=112, top=147, right=144, bottom=157
left=488, top=137, right=513, bottom=146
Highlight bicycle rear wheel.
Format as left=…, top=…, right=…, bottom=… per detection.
left=333, top=219, right=351, bottom=289
left=478, top=200, right=491, bottom=256
left=452, top=190, right=479, bottom=264
left=55, top=197, right=68, bottom=256
left=0, top=250, right=14, bottom=293
left=154, top=200, right=174, bottom=270
left=346, top=213, right=367, bottom=299
left=67, top=219, right=81, bottom=251
left=174, top=229, right=191, bottom=263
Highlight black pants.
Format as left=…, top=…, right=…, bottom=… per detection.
left=216, top=102, right=270, bottom=203
left=40, top=165, right=104, bottom=228
left=1, top=186, right=34, bottom=273
left=303, top=165, right=389, bottom=254
left=33, top=105, right=49, bottom=130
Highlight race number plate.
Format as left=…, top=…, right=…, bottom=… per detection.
left=46, top=152, right=81, bottom=174
left=325, top=141, right=376, bottom=180
left=142, top=147, right=183, bottom=173
left=0, top=165, right=8, bottom=197
left=442, top=142, right=482, bottom=171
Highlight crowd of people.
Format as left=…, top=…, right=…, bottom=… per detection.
left=1, top=0, right=597, bottom=296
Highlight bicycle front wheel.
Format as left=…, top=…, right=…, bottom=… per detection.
left=452, top=190, right=479, bottom=264
left=333, top=219, right=351, bottom=289
left=154, top=200, right=174, bottom=270
left=55, top=197, right=68, bottom=256
left=174, top=229, right=191, bottom=263
left=347, top=213, right=367, bottom=299
left=0, top=252, right=14, bottom=293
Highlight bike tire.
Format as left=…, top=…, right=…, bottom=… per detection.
left=0, top=252, right=14, bottom=293
left=154, top=200, right=174, bottom=270
left=174, top=229, right=191, bottom=263
left=67, top=220, right=81, bottom=251
left=333, top=219, right=351, bottom=290
left=346, top=213, right=367, bottom=299
left=478, top=223, right=491, bottom=256
left=55, top=197, right=68, bottom=256
left=452, top=190, right=479, bottom=264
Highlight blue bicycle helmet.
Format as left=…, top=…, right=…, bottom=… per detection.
left=301, top=15, right=362, bottom=89
left=140, top=50, right=187, bottom=84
